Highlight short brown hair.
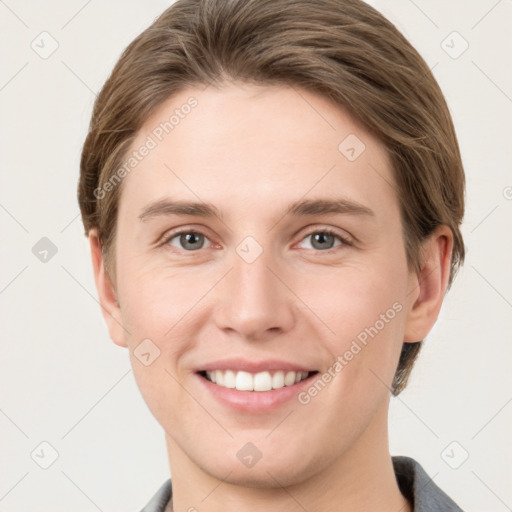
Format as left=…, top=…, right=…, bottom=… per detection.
left=78, top=0, right=465, bottom=395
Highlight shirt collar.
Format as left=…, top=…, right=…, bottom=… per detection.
left=392, top=455, right=464, bottom=511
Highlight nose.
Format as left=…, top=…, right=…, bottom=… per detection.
left=212, top=245, right=295, bottom=341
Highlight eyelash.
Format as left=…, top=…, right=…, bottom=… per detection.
left=159, top=227, right=353, bottom=254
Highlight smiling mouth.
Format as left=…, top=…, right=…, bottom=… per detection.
left=197, top=369, right=319, bottom=392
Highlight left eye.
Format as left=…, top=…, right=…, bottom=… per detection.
left=298, top=230, right=349, bottom=251
left=165, top=231, right=212, bottom=251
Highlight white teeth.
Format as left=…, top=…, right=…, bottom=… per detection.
left=254, top=371, right=272, bottom=391
left=223, top=370, right=236, bottom=388
left=235, top=371, right=253, bottom=391
left=284, top=371, right=296, bottom=386
left=272, top=371, right=285, bottom=389
left=204, top=370, right=311, bottom=391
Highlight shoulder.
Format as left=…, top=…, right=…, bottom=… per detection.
left=392, top=455, right=464, bottom=511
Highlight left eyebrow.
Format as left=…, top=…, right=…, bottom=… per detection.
left=138, top=197, right=375, bottom=222
left=285, top=198, right=374, bottom=218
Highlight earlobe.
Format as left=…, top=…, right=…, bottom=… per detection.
left=403, top=226, right=453, bottom=343
left=88, top=229, right=128, bottom=348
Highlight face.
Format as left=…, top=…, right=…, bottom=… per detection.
left=93, top=82, right=434, bottom=487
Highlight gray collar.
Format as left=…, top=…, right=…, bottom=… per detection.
left=392, top=455, right=463, bottom=511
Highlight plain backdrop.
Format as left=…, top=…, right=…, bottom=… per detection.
left=0, top=1, right=511, bottom=511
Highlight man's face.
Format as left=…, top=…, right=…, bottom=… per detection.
left=105, top=83, right=418, bottom=485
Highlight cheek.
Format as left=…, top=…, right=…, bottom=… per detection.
left=315, top=260, right=406, bottom=338
left=117, top=254, right=211, bottom=340
left=127, top=349, right=196, bottom=436
left=115, top=260, right=218, bottom=413
left=119, top=264, right=204, bottom=422
left=314, top=256, right=409, bottom=389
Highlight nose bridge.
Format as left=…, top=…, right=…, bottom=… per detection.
left=214, top=239, right=294, bottom=339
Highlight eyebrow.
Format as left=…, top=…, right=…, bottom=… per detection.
left=138, top=197, right=375, bottom=222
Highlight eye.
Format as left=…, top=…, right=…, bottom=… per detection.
left=298, top=228, right=352, bottom=252
left=162, top=230, right=212, bottom=252
left=159, top=227, right=352, bottom=254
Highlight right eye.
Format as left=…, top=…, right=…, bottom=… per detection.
left=162, top=230, right=214, bottom=252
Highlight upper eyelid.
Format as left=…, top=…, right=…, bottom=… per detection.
left=160, top=227, right=213, bottom=245
left=300, top=228, right=354, bottom=247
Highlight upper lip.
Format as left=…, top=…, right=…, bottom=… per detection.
left=196, top=358, right=318, bottom=374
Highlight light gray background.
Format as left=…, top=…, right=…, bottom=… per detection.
left=0, top=1, right=511, bottom=511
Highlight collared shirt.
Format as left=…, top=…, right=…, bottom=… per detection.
left=140, top=455, right=464, bottom=511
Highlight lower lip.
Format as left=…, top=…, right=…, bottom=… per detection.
left=195, top=372, right=318, bottom=413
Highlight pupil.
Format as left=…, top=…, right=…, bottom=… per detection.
left=313, top=232, right=333, bottom=249
left=182, top=232, right=203, bottom=250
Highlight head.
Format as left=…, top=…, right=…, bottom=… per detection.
left=78, top=0, right=464, bottom=487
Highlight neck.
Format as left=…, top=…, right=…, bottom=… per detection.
left=164, top=401, right=411, bottom=512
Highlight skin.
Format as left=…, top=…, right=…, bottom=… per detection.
left=89, top=82, right=452, bottom=512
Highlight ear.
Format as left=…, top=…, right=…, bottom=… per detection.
left=403, top=225, right=453, bottom=343
left=88, top=229, right=128, bottom=348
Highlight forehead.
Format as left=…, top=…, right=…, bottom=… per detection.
left=119, top=82, right=397, bottom=221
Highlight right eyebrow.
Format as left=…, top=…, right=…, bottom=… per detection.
left=138, top=199, right=224, bottom=222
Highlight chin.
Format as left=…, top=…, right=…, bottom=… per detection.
left=198, top=449, right=317, bottom=489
